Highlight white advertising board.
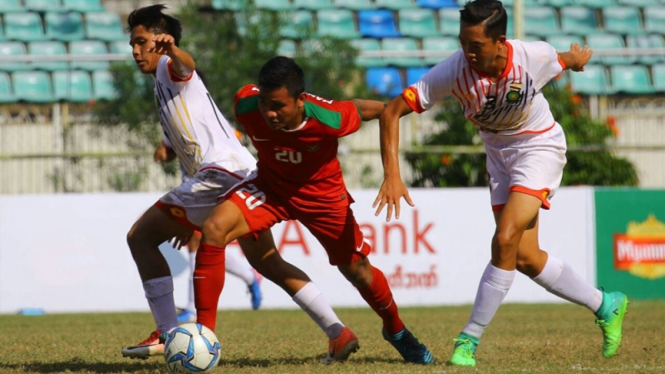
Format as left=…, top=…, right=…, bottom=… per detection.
left=0, top=187, right=595, bottom=314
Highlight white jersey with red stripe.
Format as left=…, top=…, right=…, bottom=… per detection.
left=403, top=40, right=565, bottom=136
left=155, top=55, right=256, bottom=178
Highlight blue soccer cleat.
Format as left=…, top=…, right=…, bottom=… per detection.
left=382, top=327, right=434, bottom=364
left=176, top=309, right=196, bottom=324
left=248, top=273, right=262, bottom=310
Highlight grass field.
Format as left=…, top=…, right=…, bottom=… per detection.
left=0, top=301, right=663, bottom=374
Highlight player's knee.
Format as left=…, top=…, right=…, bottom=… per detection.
left=494, top=226, right=521, bottom=252
left=338, top=258, right=372, bottom=288
left=201, top=216, right=231, bottom=246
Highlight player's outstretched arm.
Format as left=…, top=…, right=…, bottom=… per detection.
left=150, top=33, right=195, bottom=78
left=373, top=95, right=414, bottom=222
left=351, top=99, right=386, bottom=121
left=558, top=43, right=593, bottom=72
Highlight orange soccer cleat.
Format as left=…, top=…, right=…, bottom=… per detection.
left=321, top=327, right=360, bottom=364
left=121, top=330, right=167, bottom=359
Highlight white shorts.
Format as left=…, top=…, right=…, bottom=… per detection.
left=156, top=166, right=247, bottom=229
left=483, top=123, right=567, bottom=211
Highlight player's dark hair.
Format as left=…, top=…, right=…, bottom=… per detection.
left=127, top=4, right=182, bottom=46
left=258, top=56, right=305, bottom=98
left=460, top=0, right=507, bottom=40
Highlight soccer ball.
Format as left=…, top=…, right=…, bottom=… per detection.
left=164, top=323, right=222, bottom=373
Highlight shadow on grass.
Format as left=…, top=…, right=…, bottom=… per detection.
left=0, top=359, right=163, bottom=373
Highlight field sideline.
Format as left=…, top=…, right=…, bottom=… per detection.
left=0, top=302, right=663, bottom=374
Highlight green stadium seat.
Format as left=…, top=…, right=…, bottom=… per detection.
left=439, top=8, right=461, bottom=36
left=211, top=0, right=244, bottom=11
left=523, top=7, right=560, bottom=37
left=299, top=39, right=324, bottom=54
left=0, top=72, right=14, bottom=103
left=13, top=70, right=55, bottom=102
left=382, top=37, right=422, bottom=67
left=53, top=70, right=92, bottom=102
left=28, top=41, right=69, bottom=71
left=618, top=0, right=658, bottom=4
left=375, top=0, right=419, bottom=9
left=45, top=11, right=84, bottom=41
left=350, top=38, right=385, bottom=67
left=422, top=36, right=458, bottom=65
left=0, top=0, right=25, bottom=13
left=505, top=7, right=514, bottom=37
left=546, top=35, right=584, bottom=52
left=399, top=9, right=439, bottom=38
left=292, top=0, right=335, bottom=10
left=92, top=69, right=117, bottom=100
left=69, top=40, right=109, bottom=70
left=652, top=63, right=665, bottom=91
left=570, top=64, right=611, bottom=94
left=5, top=12, right=48, bottom=41
left=0, top=19, right=5, bottom=41
left=586, top=34, right=635, bottom=65
left=84, top=12, right=125, bottom=41
left=610, top=65, right=654, bottom=94
left=254, top=0, right=293, bottom=11
left=560, top=7, right=601, bottom=36
left=277, top=39, right=296, bottom=56
left=25, top=0, right=64, bottom=12
left=603, top=6, right=644, bottom=35
left=0, top=42, right=29, bottom=72
left=578, top=0, right=618, bottom=7
left=334, top=0, right=377, bottom=10
left=317, top=9, right=360, bottom=39
left=626, top=34, right=665, bottom=64
left=644, top=7, right=665, bottom=34
left=62, top=0, right=103, bottom=12
left=279, top=10, right=314, bottom=38
left=541, top=0, right=574, bottom=6
left=499, top=0, right=540, bottom=6
left=108, top=40, right=132, bottom=55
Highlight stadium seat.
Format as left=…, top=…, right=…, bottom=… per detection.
left=317, top=9, right=361, bottom=39
left=382, top=37, right=422, bottom=67
left=406, top=66, right=431, bottom=86
left=108, top=40, right=132, bottom=55
left=5, top=12, right=48, bottom=41
left=652, top=63, right=665, bottom=92
left=570, top=64, right=611, bottom=95
left=84, top=12, right=125, bottom=41
left=350, top=38, right=386, bottom=67
left=279, top=10, right=314, bottom=39
left=277, top=39, right=296, bottom=56
left=254, top=0, right=293, bottom=11
left=618, top=0, right=658, bottom=4
left=53, top=70, right=92, bottom=102
left=416, top=0, right=459, bottom=9
left=62, top=0, right=103, bottom=12
left=0, top=0, right=25, bottom=13
left=0, top=19, right=5, bottom=41
left=505, top=7, right=514, bottom=37
left=0, top=72, right=14, bottom=103
left=92, top=69, right=117, bottom=100
left=0, top=41, right=29, bottom=72
left=299, top=39, right=324, bottom=54
left=541, top=0, right=574, bottom=6
left=334, top=0, right=377, bottom=10
left=586, top=34, right=635, bottom=65
left=610, top=65, right=654, bottom=94
left=358, top=10, right=400, bottom=38
left=28, top=41, right=69, bottom=71
left=422, top=36, right=459, bottom=65
left=211, top=0, right=244, bottom=11
left=523, top=7, right=560, bottom=37
left=500, top=0, right=540, bottom=6
left=603, top=7, right=644, bottom=35
left=25, top=0, right=64, bottom=12
left=560, top=7, right=601, bottom=36
left=366, top=67, right=403, bottom=97
left=45, top=11, right=84, bottom=41
left=644, top=7, right=665, bottom=34
left=626, top=34, right=665, bottom=64
left=13, top=70, right=55, bottom=102
left=292, top=0, right=335, bottom=10
left=577, top=0, right=617, bottom=7
left=399, top=9, right=439, bottom=38
left=374, top=0, right=419, bottom=9
left=69, top=40, right=109, bottom=70
left=546, top=35, right=584, bottom=52
left=439, top=8, right=461, bottom=35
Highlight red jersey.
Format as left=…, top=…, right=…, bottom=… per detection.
left=234, top=84, right=362, bottom=209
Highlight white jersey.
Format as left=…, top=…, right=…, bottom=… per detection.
left=403, top=40, right=565, bottom=136
left=155, top=55, right=256, bottom=178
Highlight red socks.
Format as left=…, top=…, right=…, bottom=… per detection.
left=357, top=266, right=405, bottom=335
left=194, top=242, right=226, bottom=331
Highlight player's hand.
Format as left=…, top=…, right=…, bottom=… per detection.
left=170, top=232, right=192, bottom=250
left=154, top=144, right=169, bottom=162
left=373, top=176, right=414, bottom=222
left=567, top=43, right=593, bottom=72
left=149, top=34, right=176, bottom=55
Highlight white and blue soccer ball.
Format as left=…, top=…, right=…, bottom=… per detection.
left=164, top=323, right=222, bottom=373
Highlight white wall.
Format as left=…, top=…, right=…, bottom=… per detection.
left=0, top=187, right=595, bottom=314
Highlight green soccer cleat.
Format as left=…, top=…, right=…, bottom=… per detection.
left=595, top=291, right=629, bottom=358
left=448, top=333, right=479, bottom=367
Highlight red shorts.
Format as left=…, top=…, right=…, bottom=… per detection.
left=223, top=175, right=370, bottom=266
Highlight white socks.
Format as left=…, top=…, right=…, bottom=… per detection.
left=462, top=263, right=516, bottom=340
left=292, top=282, right=344, bottom=339
left=143, top=276, right=178, bottom=333
left=225, top=252, right=256, bottom=286
left=186, top=251, right=196, bottom=312
left=532, top=254, right=603, bottom=313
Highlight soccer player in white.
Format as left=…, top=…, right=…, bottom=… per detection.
left=374, top=0, right=628, bottom=367
left=121, top=5, right=359, bottom=362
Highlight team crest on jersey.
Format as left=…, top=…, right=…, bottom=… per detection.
left=506, top=82, right=523, bottom=104
left=307, top=143, right=321, bottom=152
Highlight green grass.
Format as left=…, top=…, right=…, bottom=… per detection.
left=0, top=301, right=663, bottom=373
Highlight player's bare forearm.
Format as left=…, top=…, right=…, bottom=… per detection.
left=351, top=99, right=386, bottom=121
left=558, top=43, right=592, bottom=72
left=168, top=46, right=195, bottom=78
left=379, top=96, right=412, bottom=179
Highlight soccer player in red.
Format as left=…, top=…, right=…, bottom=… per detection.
left=194, top=56, right=433, bottom=364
